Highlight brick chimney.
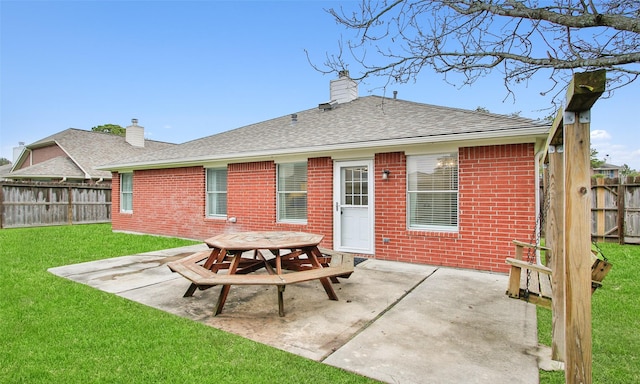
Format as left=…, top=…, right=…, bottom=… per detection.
left=125, top=118, right=144, bottom=147
left=330, top=70, right=358, bottom=104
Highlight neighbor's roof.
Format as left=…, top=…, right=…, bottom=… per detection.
left=0, top=163, right=13, bottom=179
left=10, top=128, right=175, bottom=179
left=101, top=95, right=549, bottom=171
left=593, top=162, right=622, bottom=169
left=9, top=157, right=85, bottom=179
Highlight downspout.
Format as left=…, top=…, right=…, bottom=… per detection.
left=96, top=177, right=104, bottom=184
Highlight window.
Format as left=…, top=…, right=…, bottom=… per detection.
left=120, top=173, right=133, bottom=213
left=206, top=168, right=227, bottom=217
left=407, top=153, right=458, bottom=230
left=277, top=163, right=307, bottom=222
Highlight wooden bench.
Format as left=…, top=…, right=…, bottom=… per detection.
left=505, top=240, right=612, bottom=308
left=168, top=248, right=355, bottom=316
left=167, top=249, right=354, bottom=287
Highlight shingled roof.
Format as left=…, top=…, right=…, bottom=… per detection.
left=101, top=96, right=549, bottom=171
left=10, top=128, right=175, bottom=181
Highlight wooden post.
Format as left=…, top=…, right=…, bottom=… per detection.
left=595, top=178, right=606, bottom=242
left=563, top=111, right=593, bottom=383
left=561, top=69, right=605, bottom=384
left=68, top=186, right=73, bottom=225
left=618, top=181, right=626, bottom=244
left=548, top=140, right=566, bottom=362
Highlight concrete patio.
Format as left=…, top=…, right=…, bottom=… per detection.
left=48, top=244, right=547, bottom=384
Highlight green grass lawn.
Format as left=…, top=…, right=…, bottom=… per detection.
left=0, top=224, right=377, bottom=383
left=537, top=242, right=640, bottom=383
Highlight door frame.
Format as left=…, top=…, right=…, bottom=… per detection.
left=333, top=159, right=375, bottom=254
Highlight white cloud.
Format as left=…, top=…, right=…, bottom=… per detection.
left=590, top=129, right=611, bottom=141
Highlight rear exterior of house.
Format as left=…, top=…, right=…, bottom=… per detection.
left=105, top=75, right=548, bottom=273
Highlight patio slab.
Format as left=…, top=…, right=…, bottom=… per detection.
left=48, top=245, right=541, bottom=383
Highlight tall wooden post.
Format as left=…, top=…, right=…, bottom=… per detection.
left=545, top=110, right=566, bottom=361
left=561, top=70, right=606, bottom=384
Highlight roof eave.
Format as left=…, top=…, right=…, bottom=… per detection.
left=98, top=126, right=549, bottom=172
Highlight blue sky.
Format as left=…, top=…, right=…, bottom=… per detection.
left=1, top=0, right=638, bottom=170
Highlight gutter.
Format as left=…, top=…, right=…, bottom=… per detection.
left=10, top=147, right=32, bottom=172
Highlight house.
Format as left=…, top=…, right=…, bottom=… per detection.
left=591, top=162, right=621, bottom=178
left=0, top=163, right=13, bottom=181
left=8, top=121, right=175, bottom=184
left=100, top=73, right=549, bottom=273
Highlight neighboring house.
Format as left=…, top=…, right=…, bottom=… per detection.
left=0, top=163, right=13, bottom=181
left=591, top=162, right=621, bottom=178
left=100, top=73, right=549, bottom=273
left=8, top=121, right=175, bottom=184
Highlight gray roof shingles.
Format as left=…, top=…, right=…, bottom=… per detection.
left=104, top=96, right=548, bottom=169
left=9, top=156, right=85, bottom=179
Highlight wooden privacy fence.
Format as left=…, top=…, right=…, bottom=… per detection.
left=0, top=181, right=112, bottom=228
left=591, top=176, right=640, bottom=244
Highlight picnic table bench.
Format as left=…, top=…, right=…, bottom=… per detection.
left=168, top=231, right=354, bottom=316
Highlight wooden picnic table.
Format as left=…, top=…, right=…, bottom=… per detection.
left=168, top=231, right=353, bottom=316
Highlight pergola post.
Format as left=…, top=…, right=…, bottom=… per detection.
left=545, top=109, right=566, bottom=362
left=561, top=70, right=606, bottom=384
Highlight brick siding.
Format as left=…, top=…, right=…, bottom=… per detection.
left=112, top=143, right=535, bottom=272
left=15, top=144, right=66, bottom=170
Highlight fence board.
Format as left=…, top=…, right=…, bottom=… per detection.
left=1, top=181, right=111, bottom=228
left=591, top=176, right=640, bottom=244
left=624, top=178, right=640, bottom=244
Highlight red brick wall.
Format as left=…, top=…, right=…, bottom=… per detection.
left=306, top=157, right=334, bottom=248
left=112, top=167, right=206, bottom=239
left=112, top=144, right=535, bottom=272
left=16, top=144, right=65, bottom=170
left=374, top=144, right=536, bottom=272
left=112, top=160, right=334, bottom=246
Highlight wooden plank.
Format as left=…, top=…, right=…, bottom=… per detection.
left=539, top=272, right=553, bottom=300
left=596, top=178, right=606, bottom=241
left=529, top=268, right=541, bottom=295
left=564, top=69, right=606, bottom=112
left=505, top=258, right=552, bottom=274
left=512, top=240, right=549, bottom=251
left=506, top=264, right=523, bottom=298
left=563, top=109, right=594, bottom=384
left=542, top=109, right=565, bottom=166
left=168, top=250, right=354, bottom=287
left=521, top=292, right=552, bottom=309
left=548, top=146, right=566, bottom=362
left=215, top=252, right=242, bottom=315
left=591, top=259, right=613, bottom=287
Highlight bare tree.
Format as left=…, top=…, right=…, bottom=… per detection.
left=315, top=0, right=640, bottom=102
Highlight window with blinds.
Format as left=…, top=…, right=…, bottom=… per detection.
left=120, top=173, right=133, bottom=213
left=277, top=162, right=307, bottom=222
left=407, top=153, right=458, bottom=230
left=206, top=168, right=227, bottom=217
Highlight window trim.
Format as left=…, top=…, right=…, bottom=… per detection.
left=120, top=172, right=133, bottom=213
left=276, top=162, right=308, bottom=224
left=205, top=167, right=228, bottom=218
left=406, top=152, right=459, bottom=232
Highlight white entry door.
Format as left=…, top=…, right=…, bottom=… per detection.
left=333, top=160, right=374, bottom=254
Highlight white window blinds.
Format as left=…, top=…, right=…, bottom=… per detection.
left=120, top=173, right=133, bottom=213
left=407, top=153, right=458, bottom=230
left=277, top=163, right=307, bottom=222
left=206, top=168, right=227, bottom=216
